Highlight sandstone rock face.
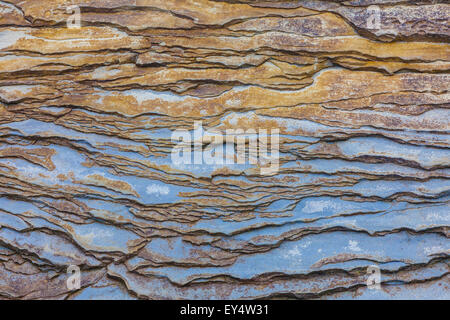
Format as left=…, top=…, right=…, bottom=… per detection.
left=0, top=0, right=449, bottom=300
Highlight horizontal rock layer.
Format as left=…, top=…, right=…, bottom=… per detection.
left=0, top=0, right=449, bottom=299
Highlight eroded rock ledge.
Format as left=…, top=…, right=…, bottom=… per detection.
left=0, top=0, right=448, bottom=299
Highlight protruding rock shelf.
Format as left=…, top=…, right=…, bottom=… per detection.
left=0, top=0, right=448, bottom=299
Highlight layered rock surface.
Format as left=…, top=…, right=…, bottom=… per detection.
left=0, top=0, right=449, bottom=299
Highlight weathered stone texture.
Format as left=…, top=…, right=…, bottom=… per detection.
left=0, top=0, right=448, bottom=299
